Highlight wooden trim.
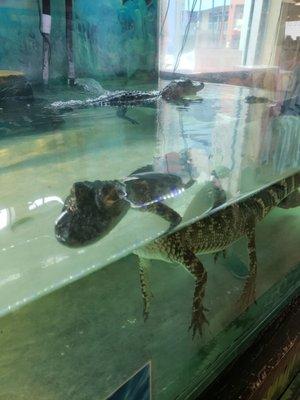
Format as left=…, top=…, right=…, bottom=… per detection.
left=196, top=296, right=300, bottom=400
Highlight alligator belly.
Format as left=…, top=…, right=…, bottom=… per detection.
left=133, top=241, right=173, bottom=263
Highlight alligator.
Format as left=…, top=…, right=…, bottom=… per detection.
left=245, top=94, right=300, bottom=116
left=50, top=78, right=204, bottom=124
left=0, top=79, right=63, bottom=137
left=133, top=172, right=300, bottom=337
left=55, top=166, right=201, bottom=247
left=245, top=95, right=271, bottom=104
left=54, top=162, right=228, bottom=247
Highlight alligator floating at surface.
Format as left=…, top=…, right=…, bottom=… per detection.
left=55, top=166, right=198, bottom=247
left=54, top=164, right=226, bottom=247
left=49, top=79, right=205, bottom=123
left=133, top=173, right=300, bottom=337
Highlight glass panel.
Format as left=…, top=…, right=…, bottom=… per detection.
left=0, top=206, right=299, bottom=399
left=0, top=0, right=299, bottom=399
left=1, top=79, right=299, bottom=317
left=160, top=0, right=248, bottom=73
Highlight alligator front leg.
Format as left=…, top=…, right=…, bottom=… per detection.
left=116, top=106, right=139, bottom=125
left=137, top=256, right=153, bottom=321
left=144, top=202, right=182, bottom=232
left=167, top=246, right=208, bottom=337
left=135, top=233, right=209, bottom=336
left=239, top=227, right=257, bottom=310
left=182, top=250, right=208, bottom=337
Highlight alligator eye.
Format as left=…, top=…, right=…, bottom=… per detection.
left=95, top=183, right=122, bottom=208
left=103, top=188, right=119, bottom=205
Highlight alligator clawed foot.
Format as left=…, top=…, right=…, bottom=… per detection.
left=143, top=309, right=149, bottom=322
left=189, top=305, right=209, bottom=338
left=239, top=279, right=256, bottom=312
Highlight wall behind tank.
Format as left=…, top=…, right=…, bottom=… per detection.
left=0, top=0, right=157, bottom=82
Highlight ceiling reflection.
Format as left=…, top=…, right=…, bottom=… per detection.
left=28, top=196, right=63, bottom=211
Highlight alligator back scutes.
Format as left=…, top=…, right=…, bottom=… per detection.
left=151, top=172, right=300, bottom=256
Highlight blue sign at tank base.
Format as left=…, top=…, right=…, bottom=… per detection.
left=106, top=362, right=151, bottom=400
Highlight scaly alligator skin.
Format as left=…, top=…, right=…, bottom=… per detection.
left=50, top=79, right=204, bottom=116
left=134, top=173, right=300, bottom=337
left=55, top=166, right=197, bottom=247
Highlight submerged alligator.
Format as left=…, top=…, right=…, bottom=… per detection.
left=133, top=173, right=300, bottom=336
left=55, top=163, right=227, bottom=247
left=56, top=171, right=300, bottom=337
left=50, top=78, right=204, bottom=123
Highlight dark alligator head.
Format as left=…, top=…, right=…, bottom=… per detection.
left=161, top=79, right=204, bottom=102
left=55, top=180, right=129, bottom=247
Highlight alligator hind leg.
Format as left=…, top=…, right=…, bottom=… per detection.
left=116, top=106, right=139, bottom=125
left=184, top=251, right=208, bottom=338
left=239, top=227, right=257, bottom=310
left=137, top=257, right=153, bottom=321
left=144, top=202, right=182, bottom=232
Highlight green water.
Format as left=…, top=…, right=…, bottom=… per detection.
left=0, top=79, right=299, bottom=399
left=0, top=207, right=299, bottom=400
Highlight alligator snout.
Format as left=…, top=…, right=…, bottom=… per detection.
left=55, top=180, right=129, bottom=247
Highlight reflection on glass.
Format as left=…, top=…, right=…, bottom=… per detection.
left=0, top=207, right=15, bottom=230
left=0, top=208, right=10, bottom=230
left=0, top=76, right=299, bottom=321
left=160, top=0, right=249, bottom=73
left=0, top=1, right=299, bottom=399
left=28, top=196, right=63, bottom=211
left=160, top=0, right=299, bottom=76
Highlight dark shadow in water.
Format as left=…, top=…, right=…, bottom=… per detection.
left=0, top=98, right=64, bottom=138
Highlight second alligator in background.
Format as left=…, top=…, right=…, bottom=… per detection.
left=49, top=78, right=204, bottom=124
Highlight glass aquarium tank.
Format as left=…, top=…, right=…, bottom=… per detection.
left=0, top=0, right=299, bottom=399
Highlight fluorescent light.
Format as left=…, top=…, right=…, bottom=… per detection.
left=0, top=209, right=9, bottom=230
